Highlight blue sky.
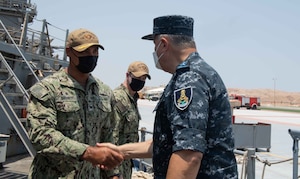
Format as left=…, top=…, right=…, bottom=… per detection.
left=30, top=0, right=300, bottom=92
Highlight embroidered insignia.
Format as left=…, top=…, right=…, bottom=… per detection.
left=174, top=87, right=193, bottom=110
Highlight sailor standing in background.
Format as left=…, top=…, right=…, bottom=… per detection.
left=112, top=61, right=151, bottom=179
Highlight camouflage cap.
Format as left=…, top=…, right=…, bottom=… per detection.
left=142, top=15, right=194, bottom=40
left=128, top=61, right=151, bottom=80
left=66, top=28, right=104, bottom=52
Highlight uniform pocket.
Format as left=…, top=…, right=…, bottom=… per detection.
left=56, top=97, right=82, bottom=139
left=97, top=95, right=112, bottom=113
left=56, top=98, right=81, bottom=113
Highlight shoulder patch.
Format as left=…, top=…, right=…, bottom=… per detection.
left=174, top=87, right=193, bottom=110
left=115, top=101, right=127, bottom=115
left=30, top=83, right=51, bottom=101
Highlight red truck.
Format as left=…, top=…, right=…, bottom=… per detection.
left=230, top=94, right=260, bottom=110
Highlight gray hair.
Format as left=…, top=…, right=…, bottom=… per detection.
left=158, top=34, right=196, bottom=49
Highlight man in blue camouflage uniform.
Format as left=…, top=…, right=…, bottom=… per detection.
left=26, top=28, right=123, bottom=179
left=144, top=15, right=238, bottom=179
left=106, top=15, right=238, bottom=179
left=113, top=61, right=151, bottom=179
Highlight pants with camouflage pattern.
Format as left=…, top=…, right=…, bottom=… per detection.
left=120, top=159, right=133, bottom=179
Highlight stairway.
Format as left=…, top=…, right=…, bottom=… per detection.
left=0, top=52, right=36, bottom=157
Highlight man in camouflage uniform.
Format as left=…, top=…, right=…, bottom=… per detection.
left=113, top=61, right=151, bottom=179
left=26, top=28, right=123, bottom=179
left=109, top=15, right=238, bottom=179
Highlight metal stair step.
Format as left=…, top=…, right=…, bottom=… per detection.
left=19, top=118, right=27, bottom=123
left=0, top=68, right=8, bottom=73
left=4, top=92, right=25, bottom=97
left=12, top=104, right=27, bottom=109
left=0, top=79, right=16, bottom=84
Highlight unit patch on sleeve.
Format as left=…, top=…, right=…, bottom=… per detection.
left=174, top=87, right=193, bottom=110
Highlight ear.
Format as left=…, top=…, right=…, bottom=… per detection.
left=66, top=48, right=79, bottom=65
left=160, top=37, right=169, bottom=50
left=66, top=47, right=72, bottom=56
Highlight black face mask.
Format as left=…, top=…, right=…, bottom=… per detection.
left=76, top=56, right=98, bottom=73
left=130, top=78, right=145, bottom=91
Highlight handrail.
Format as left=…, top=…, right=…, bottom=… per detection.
left=0, top=19, right=40, bottom=84
left=138, top=127, right=153, bottom=172
left=0, top=53, right=29, bottom=99
left=0, top=90, right=36, bottom=157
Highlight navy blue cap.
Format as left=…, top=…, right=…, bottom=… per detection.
left=142, top=15, right=194, bottom=40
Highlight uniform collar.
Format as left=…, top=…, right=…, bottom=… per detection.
left=176, top=52, right=200, bottom=70
left=59, top=69, right=97, bottom=89
left=120, top=83, right=138, bottom=101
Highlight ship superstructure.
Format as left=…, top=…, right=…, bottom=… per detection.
left=0, top=0, right=69, bottom=157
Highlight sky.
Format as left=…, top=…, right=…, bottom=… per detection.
left=29, top=0, right=300, bottom=92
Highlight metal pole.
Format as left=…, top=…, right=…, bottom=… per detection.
left=247, top=148, right=255, bottom=179
left=38, top=19, right=46, bottom=55
left=139, top=127, right=146, bottom=171
left=140, top=127, right=146, bottom=142
left=19, top=12, right=29, bottom=49
left=292, top=139, right=298, bottom=179
left=272, top=78, right=276, bottom=106
left=63, top=29, right=69, bottom=61
left=288, top=129, right=300, bottom=179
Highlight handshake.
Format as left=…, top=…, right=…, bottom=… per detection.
left=82, top=140, right=152, bottom=170
left=81, top=143, right=124, bottom=170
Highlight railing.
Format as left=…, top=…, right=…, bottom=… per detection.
left=0, top=19, right=37, bottom=157
left=0, top=89, right=36, bottom=157
left=0, top=53, right=29, bottom=99
left=0, top=0, right=33, bottom=12
left=0, top=19, right=40, bottom=84
left=136, top=127, right=153, bottom=172
left=0, top=23, right=66, bottom=60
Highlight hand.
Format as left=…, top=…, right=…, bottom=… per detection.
left=96, top=143, right=125, bottom=170
left=96, top=142, right=120, bottom=151
left=82, top=145, right=123, bottom=170
left=110, top=175, right=123, bottom=179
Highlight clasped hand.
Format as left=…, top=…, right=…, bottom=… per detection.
left=82, top=143, right=124, bottom=170
left=96, top=143, right=124, bottom=170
